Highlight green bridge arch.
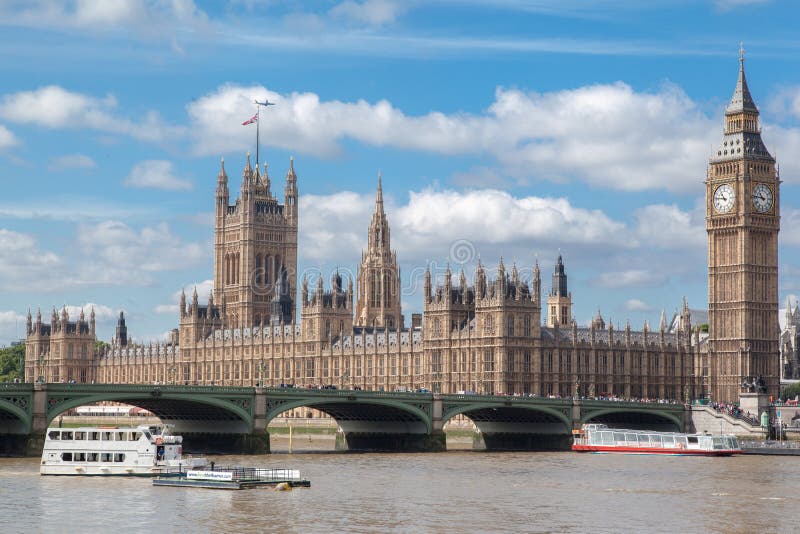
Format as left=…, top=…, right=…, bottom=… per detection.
left=264, top=396, right=433, bottom=434
left=43, top=386, right=255, bottom=430
left=581, top=407, right=684, bottom=431
left=441, top=402, right=573, bottom=431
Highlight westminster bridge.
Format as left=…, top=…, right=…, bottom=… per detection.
left=0, top=383, right=688, bottom=455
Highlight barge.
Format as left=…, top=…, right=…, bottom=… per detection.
left=153, top=467, right=311, bottom=490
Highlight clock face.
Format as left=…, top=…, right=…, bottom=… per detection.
left=752, top=183, right=773, bottom=213
left=713, top=184, right=735, bottom=214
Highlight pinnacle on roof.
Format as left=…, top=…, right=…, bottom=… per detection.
left=218, top=157, right=227, bottom=180
left=286, top=156, right=296, bottom=181
left=726, top=44, right=758, bottom=115
left=375, top=171, right=384, bottom=211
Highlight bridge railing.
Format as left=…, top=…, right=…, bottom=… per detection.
left=0, top=383, right=33, bottom=392
left=42, top=383, right=254, bottom=394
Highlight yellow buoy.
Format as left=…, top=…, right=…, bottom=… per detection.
left=274, top=482, right=292, bottom=492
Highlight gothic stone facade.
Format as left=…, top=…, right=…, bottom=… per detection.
left=26, top=56, right=781, bottom=404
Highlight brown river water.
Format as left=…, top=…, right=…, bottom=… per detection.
left=1, top=441, right=799, bottom=534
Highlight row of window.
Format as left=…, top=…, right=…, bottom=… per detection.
left=48, top=430, right=142, bottom=442
left=59, top=452, right=126, bottom=462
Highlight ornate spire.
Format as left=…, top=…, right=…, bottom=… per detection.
left=660, top=308, right=667, bottom=332
left=727, top=43, right=758, bottom=115
left=286, top=155, right=296, bottom=182
left=375, top=171, right=383, bottom=211
left=218, top=157, right=227, bottom=184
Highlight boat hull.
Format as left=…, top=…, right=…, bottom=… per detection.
left=572, top=444, right=740, bottom=456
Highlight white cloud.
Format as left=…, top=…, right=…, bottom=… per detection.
left=299, top=187, right=627, bottom=266
left=780, top=206, right=800, bottom=246
left=0, top=196, right=150, bottom=222
left=0, top=0, right=209, bottom=40
left=714, top=0, right=771, bottom=11
left=154, top=279, right=213, bottom=314
left=0, top=85, right=182, bottom=143
left=48, top=153, right=96, bottom=170
left=0, top=229, right=63, bottom=292
left=76, top=221, right=208, bottom=277
left=0, top=310, right=27, bottom=345
left=625, top=298, right=653, bottom=312
left=329, top=0, right=406, bottom=26
left=124, top=160, right=193, bottom=191
left=0, top=124, right=19, bottom=149
left=188, top=82, right=719, bottom=192
left=63, top=303, right=116, bottom=322
left=590, top=269, right=667, bottom=289
left=632, top=203, right=705, bottom=250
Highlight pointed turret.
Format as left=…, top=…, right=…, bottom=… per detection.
left=533, top=259, right=541, bottom=304
left=284, top=156, right=298, bottom=223
left=180, top=289, right=187, bottom=318
left=424, top=266, right=432, bottom=301
left=301, top=274, right=309, bottom=306
left=375, top=171, right=384, bottom=212
left=242, top=152, right=253, bottom=188
left=89, top=306, right=95, bottom=335
left=726, top=44, right=758, bottom=115
left=660, top=308, right=667, bottom=332
left=217, top=157, right=228, bottom=190
left=192, top=286, right=199, bottom=317
left=26, top=308, right=32, bottom=335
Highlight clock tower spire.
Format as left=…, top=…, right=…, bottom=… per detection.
left=706, top=49, right=780, bottom=403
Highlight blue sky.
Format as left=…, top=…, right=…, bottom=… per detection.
left=2, top=0, right=800, bottom=345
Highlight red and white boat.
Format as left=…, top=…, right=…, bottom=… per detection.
left=572, top=424, right=741, bottom=456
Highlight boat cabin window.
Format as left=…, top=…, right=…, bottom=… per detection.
left=101, top=431, right=113, bottom=441
left=115, top=432, right=126, bottom=441
left=114, top=453, right=125, bottom=462
left=143, top=431, right=152, bottom=441
left=74, top=431, right=86, bottom=440
left=662, top=435, right=675, bottom=445
left=132, top=432, right=142, bottom=441
left=74, top=452, right=86, bottom=461
left=48, top=431, right=60, bottom=440
left=88, top=432, right=100, bottom=441
left=86, top=453, right=99, bottom=462
left=625, top=433, right=638, bottom=443
left=62, top=431, right=73, bottom=440
left=61, top=453, right=72, bottom=461
left=600, top=432, right=613, bottom=445
left=613, top=432, right=625, bottom=443
left=651, top=435, right=663, bottom=446
left=637, top=434, right=649, bottom=443
left=687, top=436, right=699, bottom=444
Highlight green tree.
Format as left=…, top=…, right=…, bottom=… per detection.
left=781, top=382, right=800, bottom=401
left=0, top=344, right=24, bottom=382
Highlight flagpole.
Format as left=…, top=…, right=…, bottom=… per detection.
left=256, top=104, right=260, bottom=169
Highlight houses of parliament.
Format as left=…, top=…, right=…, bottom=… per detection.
left=24, top=55, right=783, bottom=404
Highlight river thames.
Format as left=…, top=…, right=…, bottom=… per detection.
left=1, top=450, right=798, bottom=533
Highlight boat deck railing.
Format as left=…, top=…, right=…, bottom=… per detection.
left=739, top=440, right=800, bottom=450
left=199, top=467, right=302, bottom=482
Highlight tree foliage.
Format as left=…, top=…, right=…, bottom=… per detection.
left=781, top=382, right=800, bottom=401
left=0, top=344, right=24, bottom=382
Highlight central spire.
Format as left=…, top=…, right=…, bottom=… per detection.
left=727, top=43, right=757, bottom=115
left=375, top=171, right=384, bottom=213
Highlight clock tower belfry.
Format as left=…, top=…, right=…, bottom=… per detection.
left=706, top=49, right=780, bottom=403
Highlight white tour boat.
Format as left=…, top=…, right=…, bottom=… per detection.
left=40, top=424, right=207, bottom=476
left=572, top=424, right=741, bottom=456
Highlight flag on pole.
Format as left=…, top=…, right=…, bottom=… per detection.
left=242, top=113, right=258, bottom=125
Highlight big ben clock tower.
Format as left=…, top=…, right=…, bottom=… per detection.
left=707, top=48, right=780, bottom=403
